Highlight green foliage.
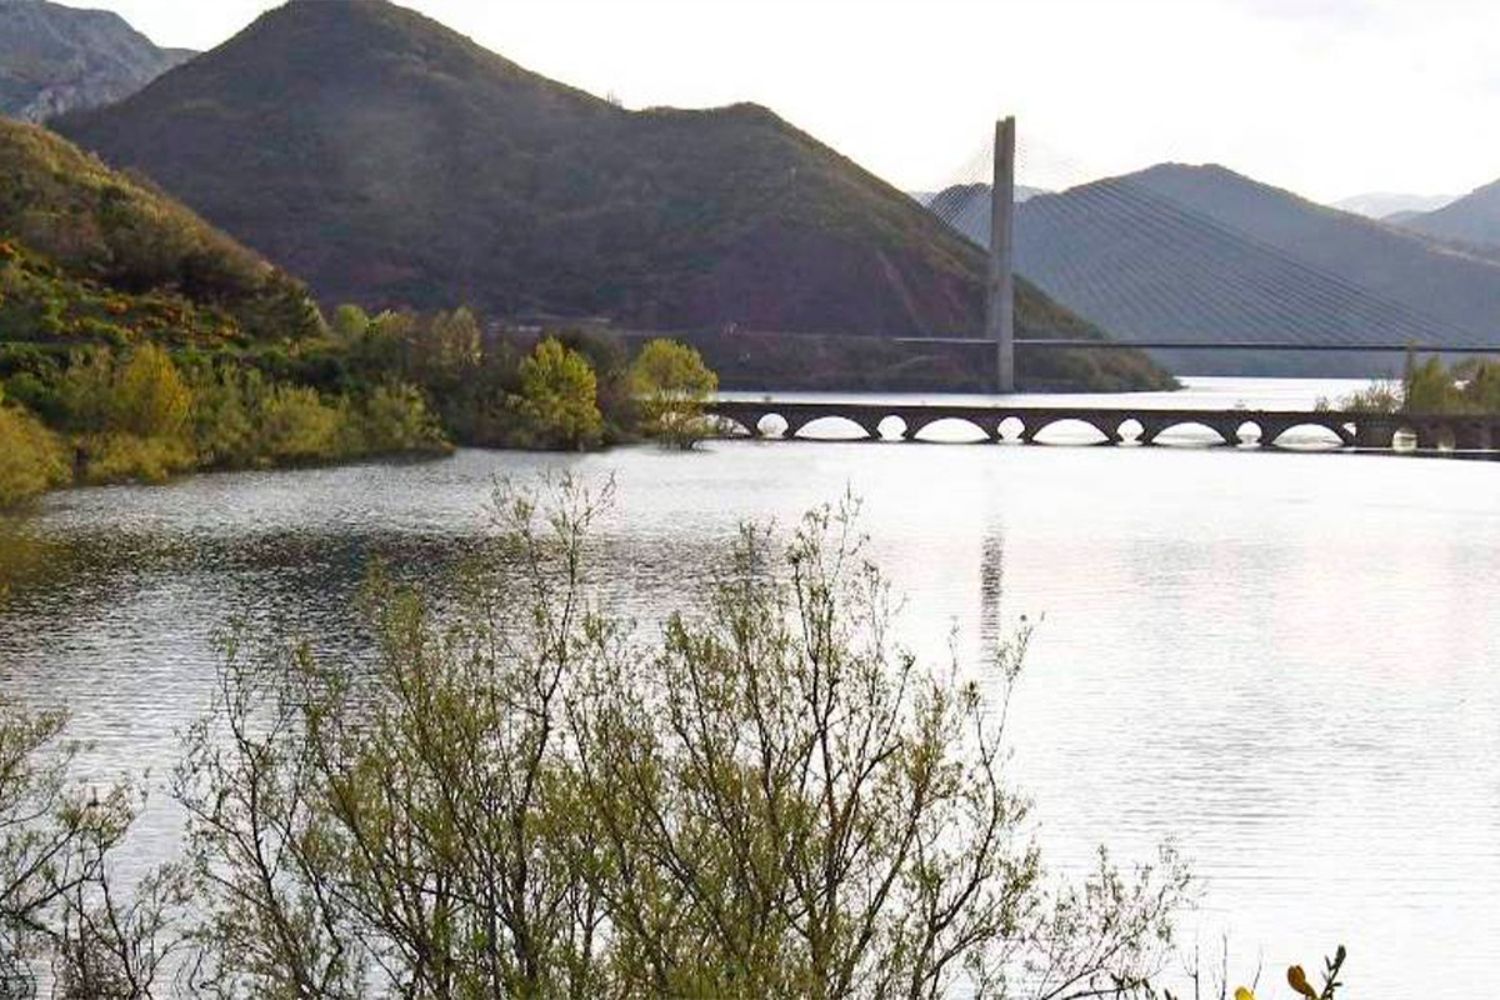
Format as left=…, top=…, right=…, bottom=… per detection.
left=244, top=383, right=345, bottom=464
left=1, top=341, right=449, bottom=496
left=168, top=482, right=1192, bottom=999
left=0, top=393, right=70, bottom=507
left=1332, top=379, right=1402, bottom=414
left=347, top=382, right=446, bottom=455
left=329, top=302, right=371, bottom=343
left=512, top=337, right=604, bottom=450
left=55, top=344, right=198, bottom=483
left=1404, top=356, right=1461, bottom=413
left=77, top=431, right=196, bottom=485
left=0, top=691, right=186, bottom=996
left=1339, top=354, right=1500, bottom=415
left=111, top=343, right=192, bottom=438
left=0, top=238, right=248, bottom=352
left=630, top=337, right=718, bottom=448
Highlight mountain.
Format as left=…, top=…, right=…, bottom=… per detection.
left=922, top=165, right=1500, bottom=375
left=51, top=0, right=1170, bottom=392
left=1332, top=192, right=1456, bottom=220
left=1124, top=165, right=1500, bottom=336
left=0, top=116, right=321, bottom=351
left=0, top=0, right=193, bottom=123
left=1398, top=178, right=1500, bottom=251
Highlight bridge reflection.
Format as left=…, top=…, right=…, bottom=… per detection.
left=708, top=400, right=1500, bottom=453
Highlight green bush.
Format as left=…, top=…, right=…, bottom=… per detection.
left=346, top=382, right=448, bottom=456
left=0, top=397, right=70, bottom=507
left=512, top=337, right=604, bottom=449
left=77, top=431, right=195, bottom=485
left=186, top=361, right=261, bottom=468
left=630, top=337, right=718, bottom=448
left=257, top=383, right=346, bottom=464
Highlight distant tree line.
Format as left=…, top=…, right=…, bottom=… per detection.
left=0, top=301, right=719, bottom=508
left=1334, top=353, right=1500, bottom=415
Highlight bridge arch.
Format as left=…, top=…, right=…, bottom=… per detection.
left=906, top=416, right=993, bottom=443
left=1234, top=420, right=1263, bottom=446
left=752, top=412, right=789, bottom=438
left=1114, top=418, right=1144, bottom=444
left=1031, top=417, right=1111, bottom=446
left=787, top=415, right=868, bottom=441
left=712, top=413, right=759, bottom=437
left=996, top=416, right=1027, bottom=443
left=1261, top=421, right=1352, bottom=449
left=1141, top=420, right=1237, bottom=447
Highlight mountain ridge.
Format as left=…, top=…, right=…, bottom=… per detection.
left=52, top=0, right=1171, bottom=391
left=0, top=0, right=193, bottom=122
left=1398, top=177, right=1500, bottom=251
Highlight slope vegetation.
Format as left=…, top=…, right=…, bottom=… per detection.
left=0, top=116, right=322, bottom=348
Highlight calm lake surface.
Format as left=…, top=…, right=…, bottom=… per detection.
left=2, top=378, right=1497, bottom=997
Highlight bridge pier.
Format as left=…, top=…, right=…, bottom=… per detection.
left=1353, top=416, right=1397, bottom=450
left=1454, top=421, right=1494, bottom=452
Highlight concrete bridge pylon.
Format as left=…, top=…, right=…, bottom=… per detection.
left=988, top=116, right=1017, bottom=395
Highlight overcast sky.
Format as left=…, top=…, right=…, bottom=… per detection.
left=59, top=0, right=1500, bottom=203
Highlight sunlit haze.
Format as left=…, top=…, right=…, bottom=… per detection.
left=58, top=0, right=1500, bottom=202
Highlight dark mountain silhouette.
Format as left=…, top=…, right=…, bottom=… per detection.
left=0, top=0, right=192, bottom=122
left=928, top=165, right=1500, bottom=375
left=52, top=0, right=1171, bottom=390
left=1398, top=178, right=1500, bottom=251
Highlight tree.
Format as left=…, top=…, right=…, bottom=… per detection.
left=629, top=338, right=718, bottom=448
left=0, top=393, right=70, bottom=507
left=329, top=304, right=371, bottom=343
left=514, top=338, right=604, bottom=450
left=0, top=691, right=185, bottom=998
left=176, top=481, right=1191, bottom=998
left=566, top=496, right=1189, bottom=999
left=111, top=344, right=192, bottom=440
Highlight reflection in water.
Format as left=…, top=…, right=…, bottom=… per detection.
left=979, top=530, right=1006, bottom=656
left=1, top=381, right=1499, bottom=998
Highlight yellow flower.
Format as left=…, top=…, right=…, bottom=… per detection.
left=1234, top=988, right=1256, bottom=1000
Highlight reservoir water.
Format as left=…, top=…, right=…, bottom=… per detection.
left=1, top=378, right=1497, bottom=997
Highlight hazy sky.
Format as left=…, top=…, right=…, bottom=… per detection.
left=59, top=0, right=1500, bottom=202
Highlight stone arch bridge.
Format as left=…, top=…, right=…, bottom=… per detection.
left=707, top=400, right=1500, bottom=452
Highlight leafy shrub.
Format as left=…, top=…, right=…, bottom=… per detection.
left=77, top=431, right=195, bottom=485
left=172, top=483, right=1190, bottom=997
left=512, top=337, right=604, bottom=449
left=630, top=337, right=718, bottom=448
left=256, top=384, right=346, bottom=464
left=0, top=397, right=70, bottom=506
left=110, top=343, right=192, bottom=439
left=346, top=382, right=448, bottom=456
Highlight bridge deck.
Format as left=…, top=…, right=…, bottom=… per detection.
left=706, top=400, right=1500, bottom=453
left=894, top=338, right=1500, bottom=354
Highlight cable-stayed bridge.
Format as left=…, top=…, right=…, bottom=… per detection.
left=919, top=119, right=1500, bottom=388
left=702, top=120, right=1500, bottom=456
